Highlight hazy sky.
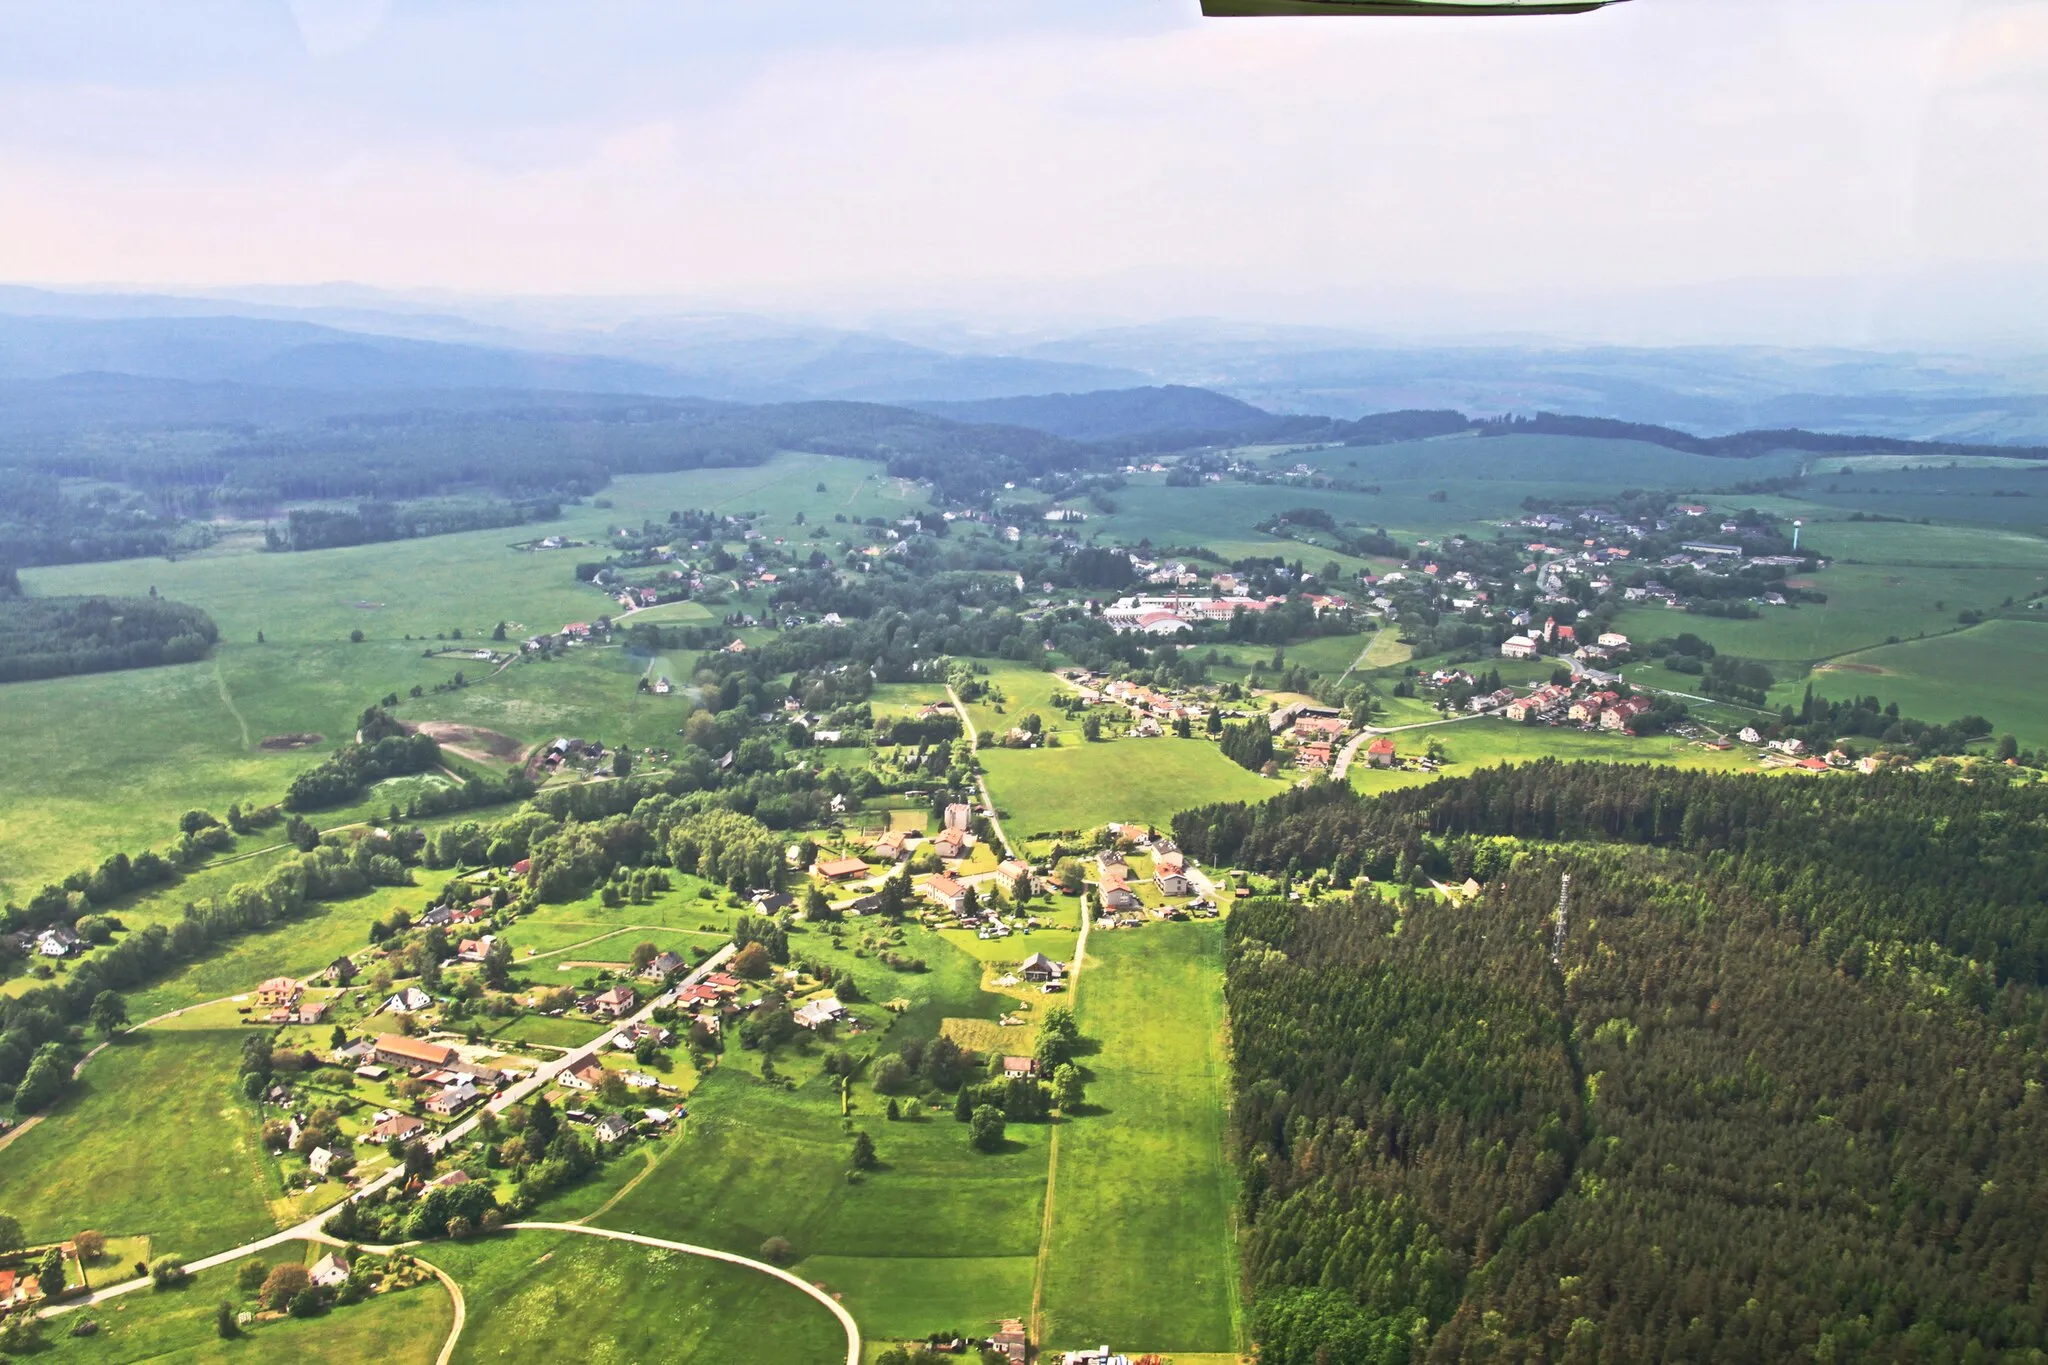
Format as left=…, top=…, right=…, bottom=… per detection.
left=3, top=0, right=2046, bottom=344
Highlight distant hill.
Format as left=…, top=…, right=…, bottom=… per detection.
left=904, top=385, right=1283, bottom=441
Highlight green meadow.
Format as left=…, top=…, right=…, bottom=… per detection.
left=40, top=1252, right=452, bottom=1365
left=1038, top=923, right=1240, bottom=1355
left=596, top=920, right=1055, bottom=1343
left=0, top=1027, right=277, bottom=1255
left=980, top=735, right=1288, bottom=838
left=426, top=1230, right=848, bottom=1365
left=1349, top=718, right=1754, bottom=797
left=1788, top=619, right=2048, bottom=750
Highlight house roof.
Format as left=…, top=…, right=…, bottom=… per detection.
left=1366, top=737, right=1397, bottom=754
left=816, top=856, right=870, bottom=878
left=926, top=874, right=966, bottom=899
left=998, top=859, right=1031, bottom=879
left=375, top=1034, right=458, bottom=1067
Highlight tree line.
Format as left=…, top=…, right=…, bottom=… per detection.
left=0, top=594, right=218, bottom=683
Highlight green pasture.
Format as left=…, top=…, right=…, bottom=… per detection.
left=1609, top=561, right=2047, bottom=668
left=0, top=1028, right=277, bottom=1254
left=1266, top=630, right=1375, bottom=679
left=595, top=922, right=1052, bottom=1340
left=979, top=736, right=1287, bottom=839
left=41, top=1251, right=452, bottom=1365
left=424, top=1229, right=846, bottom=1365
left=121, top=883, right=422, bottom=1019
left=1800, top=516, right=2048, bottom=568
left=1039, top=923, right=1239, bottom=1354
left=1784, top=619, right=2048, bottom=750
left=960, top=662, right=1083, bottom=740
left=1349, top=718, right=1754, bottom=796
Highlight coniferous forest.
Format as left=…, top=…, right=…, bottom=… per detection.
left=1193, top=766, right=2048, bottom=1363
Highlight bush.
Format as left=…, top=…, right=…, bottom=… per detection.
left=261, top=1262, right=309, bottom=1311
left=237, top=1259, right=268, bottom=1292
left=760, top=1236, right=794, bottom=1265
left=970, top=1104, right=1007, bottom=1152
left=149, top=1255, right=188, bottom=1290
left=288, top=1288, right=323, bottom=1317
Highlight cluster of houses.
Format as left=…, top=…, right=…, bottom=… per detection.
left=672, top=969, right=749, bottom=1036
left=1490, top=682, right=1652, bottom=731
left=253, top=975, right=331, bottom=1026
left=336, top=1033, right=508, bottom=1120
left=1285, top=706, right=1350, bottom=770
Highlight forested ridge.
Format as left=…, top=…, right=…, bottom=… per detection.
left=1200, top=767, right=2048, bottom=1362
left=0, top=592, right=218, bottom=682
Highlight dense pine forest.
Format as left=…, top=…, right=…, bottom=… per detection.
left=0, top=592, right=218, bottom=682
left=1196, top=767, right=2048, bottom=1362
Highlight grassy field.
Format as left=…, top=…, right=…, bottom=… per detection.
left=0, top=1028, right=278, bottom=1255
left=960, top=662, right=1084, bottom=740
left=425, top=1229, right=847, bottom=1365
left=40, top=1251, right=452, bottom=1365
left=1350, top=717, right=1755, bottom=796
left=595, top=919, right=1054, bottom=1343
left=1787, top=618, right=2048, bottom=750
left=1038, top=922, right=1240, bottom=1355
left=980, top=736, right=1288, bottom=838
left=0, top=452, right=927, bottom=902
left=1610, top=561, right=2048, bottom=668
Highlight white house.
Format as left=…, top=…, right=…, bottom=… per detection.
left=1500, top=634, right=1539, bottom=660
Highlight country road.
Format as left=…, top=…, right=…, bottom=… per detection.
left=947, top=681, right=1017, bottom=861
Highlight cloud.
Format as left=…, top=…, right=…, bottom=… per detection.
left=0, top=0, right=2042, bottom=344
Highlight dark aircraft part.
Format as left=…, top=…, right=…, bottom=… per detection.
left=1203, top=0, right=1625, bottom=14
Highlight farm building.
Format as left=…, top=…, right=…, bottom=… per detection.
left=814, top=855, right=870, bottom=881
left=373, top=1034, right=458, bottom=1073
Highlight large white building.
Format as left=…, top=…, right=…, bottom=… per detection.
left=1500, top=634, right=1540, bottom=660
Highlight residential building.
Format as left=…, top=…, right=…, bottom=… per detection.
left=1600, top=698, right=1653, bottom=730
left=642, top=950, right=687, bottom=981
left=1154, top=868, right=1193, bottom=897
left=944, top=802, right=973, bottom=832
left=309, top=1254, right=351, bottom=1290
left=923, top=874, right=970, bottom=914
left=930, top=829, right=969, bottom=859
left=426, top=1082, right=479, bottom=1116
left=871, top=830, right=910, bottom=863
left=1365, top=737, right=1397, bottom=768
left=996, top=860, right=1033, bottom=895
left=595, top=1113, right=635, bottom=1144
left=587, top=985, right=637, bottom=1018
left=369, top=1113, right=426, bottom=1144
left=814, top=856, right=870, bottom=881
left=794, top=996, right=847, bottom=1030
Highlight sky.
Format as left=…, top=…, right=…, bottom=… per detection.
left=2, top=0, right=2046, bottom=345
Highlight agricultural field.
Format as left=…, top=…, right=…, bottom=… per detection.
left=426, top=1229, right=848, bottom=1365
left=0, top=1027, right=277, bottom=1255
left=37, top=1249, right=453, bottom=1365
left=1789, top=619, right=2048, bottom=750
left=979, top=735, right=1288, bottom=839
left=1038, top=923, right=1240, bottom=1355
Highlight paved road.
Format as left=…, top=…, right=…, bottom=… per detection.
left=42, top=942, right=738, bottom=1322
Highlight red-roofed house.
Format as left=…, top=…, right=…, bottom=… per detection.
left=1365, top=737, right=1398, bottom=768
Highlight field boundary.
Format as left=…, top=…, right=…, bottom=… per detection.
left=1029, top=891, right=1093, bottom=1342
